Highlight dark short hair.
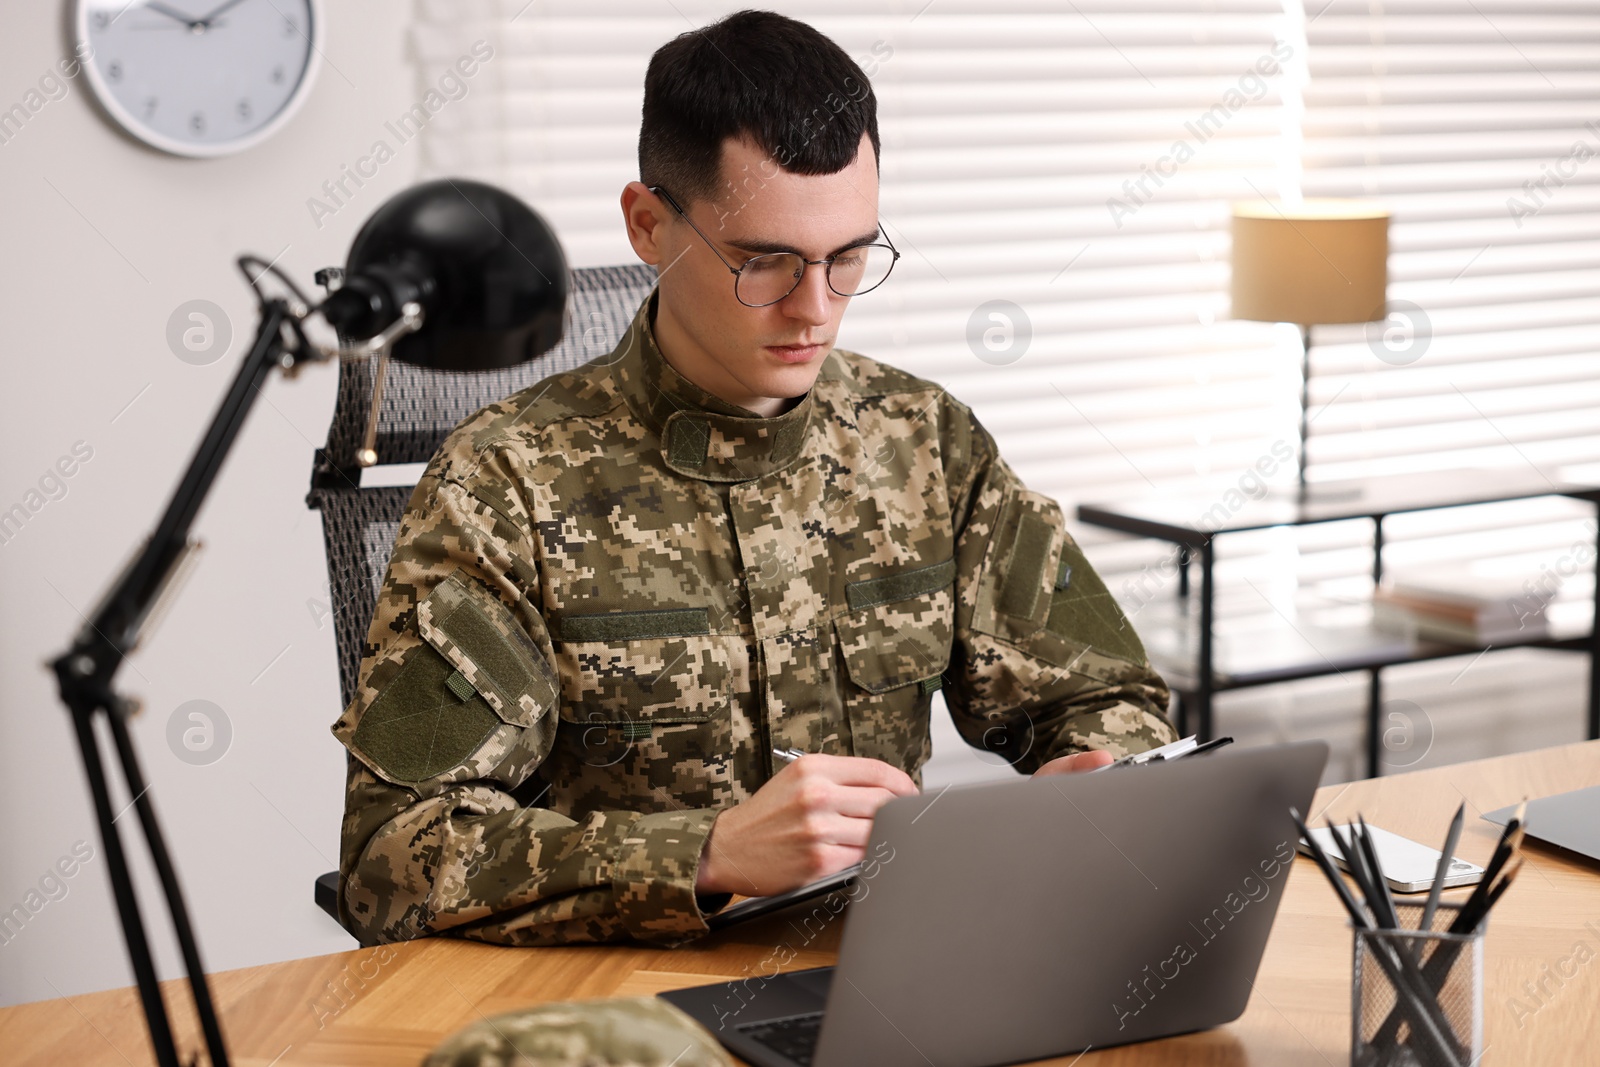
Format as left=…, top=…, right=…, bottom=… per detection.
left=639, top=10, right=880, bottom=207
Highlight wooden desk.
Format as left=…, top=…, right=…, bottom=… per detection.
left=5, top=742, right=1598, bottom=1066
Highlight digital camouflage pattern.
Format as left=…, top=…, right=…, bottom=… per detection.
left=421, top=997, right=734, bottom=1067
left=333, top=289, right=1175, bottom=948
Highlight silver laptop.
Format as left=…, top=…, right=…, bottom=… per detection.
left=661, top=740, right=1328, bottom=1067
left=1485, top=784, right=1600, bottom=865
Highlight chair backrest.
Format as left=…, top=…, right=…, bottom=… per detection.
left=307, top=263, right=657, bottom=709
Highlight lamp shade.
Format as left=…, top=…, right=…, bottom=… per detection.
left=1231, top=199, right=1389, bottom=325
left=322, top=178, right=570, bottom=371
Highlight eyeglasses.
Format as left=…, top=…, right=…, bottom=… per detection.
left=650, top=185, right=901, bottom=308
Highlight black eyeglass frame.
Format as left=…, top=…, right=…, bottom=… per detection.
left=649, top=184, right=901, bottom=308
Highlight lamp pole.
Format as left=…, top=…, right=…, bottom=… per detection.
left=1298, top=323, right=1312, bottom=495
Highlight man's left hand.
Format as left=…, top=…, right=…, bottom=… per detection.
left=1032, top=750, right=1115, bottom=776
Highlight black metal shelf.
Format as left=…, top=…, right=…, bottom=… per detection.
left=1078, top=468, right=1600, bottom=778
left=1140, top=606, right=1593, bottom=692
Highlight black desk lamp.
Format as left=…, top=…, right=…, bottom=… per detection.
left=48, top=179, right=568, bottom=1067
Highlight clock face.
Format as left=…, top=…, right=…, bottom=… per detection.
left=76, top=0, right=321, bottom=158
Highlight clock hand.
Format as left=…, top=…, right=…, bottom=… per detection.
left=142, top=1, right=202, bottom=27
left=193, top=0, right=251, bottom=27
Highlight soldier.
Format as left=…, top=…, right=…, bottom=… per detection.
left=333, top=9, right=1176, bottom=948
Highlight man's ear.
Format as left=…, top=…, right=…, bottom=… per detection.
left=621, top=182, right=672, bottom=266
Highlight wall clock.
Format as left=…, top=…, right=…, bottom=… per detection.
left=74, top=0, right=323, bottom=158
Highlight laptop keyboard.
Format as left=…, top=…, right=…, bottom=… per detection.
left=739, top=1011, right=824, bottom=1065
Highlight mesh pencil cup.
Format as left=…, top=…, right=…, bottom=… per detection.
left=1351, top=903, right=1484, bottom=1067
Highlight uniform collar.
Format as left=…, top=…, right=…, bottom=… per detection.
left=612, top=289, right=819, bottom=483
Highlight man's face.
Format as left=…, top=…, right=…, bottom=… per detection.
left=623, top=132, right=881, bottom=416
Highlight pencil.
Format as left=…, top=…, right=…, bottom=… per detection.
left=1325, top=822, right=1379, bottom=926
left=1419, top=802, right=1465, bottom=938
left=1357, top=815, right=1400, bottom=929
left=1289, top=808, right=1366, bottom=925
left=1290, top=810, right=1464, bottom=1066
left=1371, top=807, right=1526, bottom=1054
left=1450, top=800, right=1524, bottom=934
left=1318, top=816, right=1467, bottom=1065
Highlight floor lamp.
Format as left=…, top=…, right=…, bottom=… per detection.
left=1231, top=199, right=1389, bottom=495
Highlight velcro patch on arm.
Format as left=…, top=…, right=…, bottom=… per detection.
left=350, top=645, right=500, bottom=786
left=971, top=488, right=1064, bottom=643
left=997, top=512, right=1054, bottom=618
left=1045, top=538, right=1150, bottom=666
left=415, top=572, right=559, bottom=728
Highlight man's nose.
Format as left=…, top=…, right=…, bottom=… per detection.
left=781, top=261, right=835, bottom=325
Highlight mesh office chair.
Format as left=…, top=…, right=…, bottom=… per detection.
left=306, top=262, right=657, bottom=923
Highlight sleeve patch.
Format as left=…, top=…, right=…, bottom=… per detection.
left=416, top=572, right=558, bottom=728
left=971, top=488, right=1063, bottom=642
left=350, top=645, right=500, bottom=785
left=997, top=512, right=1053, bottom=618
left=1044, top=538, right=1150, bottom=667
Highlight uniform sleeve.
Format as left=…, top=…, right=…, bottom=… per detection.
left=331, top=446, right=728, bottom=947
left=941, top=411, right=1177, bottom=773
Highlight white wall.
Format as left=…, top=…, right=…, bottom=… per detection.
left=0, top=2, right=417, bottom=1006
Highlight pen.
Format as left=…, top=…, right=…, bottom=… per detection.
left=1185, top=736, right=1233, bottom=759
left=1090, top=734, right=1232, bottom=771
left=772, top=747, right=806, bottom=765
left=1091, top=734, right=1196, bottom=771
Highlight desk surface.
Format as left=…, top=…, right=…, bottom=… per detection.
left=5, top=741, right=1598, bottom=1066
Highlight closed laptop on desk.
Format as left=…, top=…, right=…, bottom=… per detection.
left=664, top=740, right=1328, bottom=1067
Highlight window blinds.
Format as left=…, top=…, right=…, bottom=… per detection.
left=411, top=0, right=1598, bottom=774
left=1287, top=0, right=1599, bottom=660
left=413, top=0, right=1303, bottom=517
left=1300, top=0, right=1600, bottom=483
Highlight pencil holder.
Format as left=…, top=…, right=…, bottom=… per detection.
left=1351, top=903, right=1484, bottom=1067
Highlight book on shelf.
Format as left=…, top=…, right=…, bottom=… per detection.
left=1372, top=570, right=1555, bottom=645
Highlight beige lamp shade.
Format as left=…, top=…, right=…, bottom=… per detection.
left=1231, top=199, right=1389, bottom=324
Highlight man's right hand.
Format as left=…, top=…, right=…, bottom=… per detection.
left=695, top=754, right=918, bottom=897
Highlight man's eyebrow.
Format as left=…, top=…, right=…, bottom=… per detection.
left=726, top=227, right=882, bottom=258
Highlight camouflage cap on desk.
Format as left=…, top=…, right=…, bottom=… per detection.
left=421, top=997, right=735, bottom=1067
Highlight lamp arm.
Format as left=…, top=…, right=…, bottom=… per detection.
left=48, top=293, right=302, bottom=1067
left=41, top=177, right=559, bottom=1060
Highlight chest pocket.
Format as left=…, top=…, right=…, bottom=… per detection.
left=832, top=558, right=955, bottom=776
left=547, top=607, right=737, bottom=777
left=537, top=607, right=736, bottom=809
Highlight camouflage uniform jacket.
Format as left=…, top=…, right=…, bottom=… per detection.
left=332, top=289, right=1175, bottom=949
